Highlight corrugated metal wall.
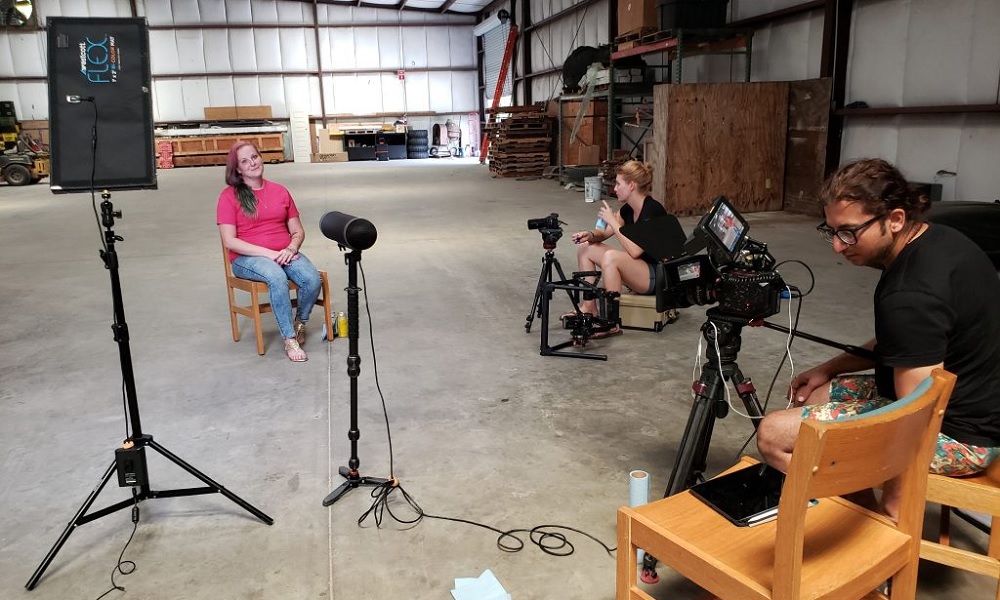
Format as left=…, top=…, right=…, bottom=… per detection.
left=527, top=0, right=610, bottom=105
left=1, top=0, right=997, bottom=197
left=726, top=0, right=1000, bottom=201
left=0, top=0, right=478, bottom=128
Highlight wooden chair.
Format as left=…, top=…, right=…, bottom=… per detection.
left=920, top=458, right=1000, bottom=599
left=222, top=243, right=334, bottom=355
left=617, top=368, right=956, bottom=600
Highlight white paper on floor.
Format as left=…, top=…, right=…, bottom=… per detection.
left=451, top=568, right=512, bottom=600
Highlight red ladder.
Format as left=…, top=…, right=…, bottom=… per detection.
left=479, top=23, right=519, bottom=164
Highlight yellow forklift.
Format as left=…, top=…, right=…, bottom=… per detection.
left=1, top=100, right=49, bottom=186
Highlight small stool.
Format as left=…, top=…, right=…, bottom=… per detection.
left=619, top=292, right=676, bottom=332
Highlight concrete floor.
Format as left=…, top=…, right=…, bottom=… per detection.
left=0, top=159, right=993, bottom=599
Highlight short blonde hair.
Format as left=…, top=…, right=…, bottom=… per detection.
left=616, top=160, right=653, bottom=195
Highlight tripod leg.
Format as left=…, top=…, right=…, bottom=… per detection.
left=525, top=254, right=551, bottom=333
left=323, top=466, right=391, bottom=506
left=26, top=460, right=117, bottom=590
left=664, top=368, right=726, bottom=497
left=730, top=366, right=765, bottom=425
left=146, top=439, right=273, bottom=525
left=322, top=481, right=352, bottom=506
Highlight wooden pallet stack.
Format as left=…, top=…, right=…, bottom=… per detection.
left=487, top=113, right=552, bottom=178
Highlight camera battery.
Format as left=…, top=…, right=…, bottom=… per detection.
left=115, top=445, right=148, bottom=488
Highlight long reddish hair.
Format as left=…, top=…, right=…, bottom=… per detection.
left=225, top=140, right=258, bottom=187
left=224, top=140, right=259, bottom=216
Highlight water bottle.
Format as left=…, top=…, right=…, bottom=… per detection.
left=336, top=311, right=348, bottom=338
left=595, top=217, right=606, bottom=230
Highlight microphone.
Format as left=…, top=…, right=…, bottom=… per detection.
left=66, top=95, right=95, bottom=104
left=319, top=211, right=377, bottom=251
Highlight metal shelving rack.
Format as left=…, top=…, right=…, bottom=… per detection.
left=557, top=91, right=609, bottom=184
left=607, top=28, right=754, bottom=160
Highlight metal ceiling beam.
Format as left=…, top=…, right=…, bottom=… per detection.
left=727, top=0, right=824, bottom=29
left=313, top=0, right=328, bottom=128
left=148, top=21, right=474, bottom=31
left=822, top=0, right=853, bottom=176
left=288, top=0, right=473, bottom=14
left=522, top=0, right=603, bottom=34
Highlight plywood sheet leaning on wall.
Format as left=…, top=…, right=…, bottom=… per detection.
left=652, top=82, right=789, bottom=217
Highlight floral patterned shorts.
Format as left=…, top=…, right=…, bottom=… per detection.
left=800, top=375, right=1000, bottom=476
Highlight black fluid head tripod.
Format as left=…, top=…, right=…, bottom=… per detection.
left=525, top=228, right=572, bottom=333
left=26, top=192, right=273, bottom=590
left=664, top=307, right=765, bottom=497
left=637, top=307, right=765, bottom=582
left=322, top=248, right=389, bottom=506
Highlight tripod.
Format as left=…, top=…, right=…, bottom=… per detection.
left=524, top=229, right=574, bottom=333
left=26, top=193, right=272, bottom=590
left=636, top=310, right=879, bottom=581
left=664, top=308, right=765, bottom=496
left=323, top=248, right=389, bottom=506
left=636, top=308, right=764, bottom=582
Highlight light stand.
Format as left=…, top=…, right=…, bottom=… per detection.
left=323, top=247, right=390, bottom=506
left=26, top=192, right=273, bottom=591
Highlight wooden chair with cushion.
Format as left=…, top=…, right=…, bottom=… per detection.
left=222, top=243, right=334, bottom=355
left=920, top=458, right=1000, bottom=599
left=617, top=368, right=956, bottom=600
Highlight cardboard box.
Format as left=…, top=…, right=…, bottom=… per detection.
left=204, top=105, right=273, bottom=120
left=237, top=105, right=272, bottom=119
left=204, top=106, right=238, bottom=120
left=577, top=144, right=601, bottom=166
left=311, top=152, right=349, bottom=163
left=317, top=133, right=344, bottom=154
left=618, top=0, right=658, bottom=36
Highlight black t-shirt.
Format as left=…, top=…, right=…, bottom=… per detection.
left=619, top=196, right=667, bottom=263
left=874, top=224, right=1000, bottom=447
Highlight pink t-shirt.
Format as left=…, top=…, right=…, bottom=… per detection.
left=217, top=180, right=301, bottom=262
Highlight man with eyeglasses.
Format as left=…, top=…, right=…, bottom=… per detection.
left=756, top=157, right=1000, bottom=518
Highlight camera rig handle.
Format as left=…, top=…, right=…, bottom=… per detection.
left=736, top=237, right=776, bottom=271
left=753, top=320, right=877, bottom=361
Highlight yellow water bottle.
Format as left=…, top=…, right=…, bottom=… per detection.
left=336, top=311, right=348, bottom=338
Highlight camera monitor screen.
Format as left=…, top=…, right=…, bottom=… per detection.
left=703, top=196, right=749, bottom=259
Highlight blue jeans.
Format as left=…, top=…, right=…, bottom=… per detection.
left=231, top=253, right=322, bottom=339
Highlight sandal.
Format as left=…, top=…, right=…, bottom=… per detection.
left=284, top=339, right=308, bottom=362
left=561, top=310, right=593, bottom=321
left=294, top=320, right=307, bottom=345
left=590, top=325, right=623, bottom=340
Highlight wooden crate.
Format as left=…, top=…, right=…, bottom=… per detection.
left=172, top=150, right=283, bottom=167
left=561, top=100, right=607, bottom=165
left=159, top=133, right=284, bottom=167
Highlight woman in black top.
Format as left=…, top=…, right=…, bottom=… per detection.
left=571, top=160, right=667, bottom=338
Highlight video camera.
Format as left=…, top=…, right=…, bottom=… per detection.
left=527, top=212, right=564, bottom=247
left=527, top=213, right=561, bottom=231
left=656, top=196, right=785, bottom=321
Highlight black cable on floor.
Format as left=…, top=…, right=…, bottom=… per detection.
left=93, top=489, right=139, bottom=600
left=357, top=479, right=616, bottom=558
left=353, top=263, right=616, bottom=560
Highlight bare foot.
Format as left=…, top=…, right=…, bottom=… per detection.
left=284, top=338, right=307, bottom=362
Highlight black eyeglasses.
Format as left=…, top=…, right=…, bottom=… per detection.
left=816, top=214, right=885, bottom=245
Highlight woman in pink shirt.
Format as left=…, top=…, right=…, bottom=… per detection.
left=217, top=141, right=321, bottom=362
